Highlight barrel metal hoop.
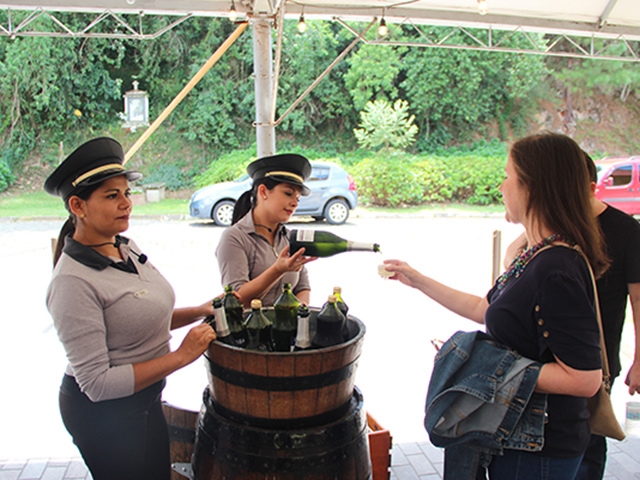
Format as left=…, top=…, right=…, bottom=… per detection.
left=168, top=424, right=196, bottom=444
left=205, top=358, right=358, bottom=391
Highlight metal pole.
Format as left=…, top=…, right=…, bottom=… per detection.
left=124, top=21, right=248, bottom=164
left=253, top=16, right=276, bottom=158
left=492, top=229, right=502, bottom=283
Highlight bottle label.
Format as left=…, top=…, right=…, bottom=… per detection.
left=296, top=230, right=315, bottom=242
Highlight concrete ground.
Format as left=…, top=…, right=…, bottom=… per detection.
left=1, top=212, right=638, bottom=479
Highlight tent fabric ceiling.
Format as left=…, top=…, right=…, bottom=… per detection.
left=0, top=0, right=639, bottom=40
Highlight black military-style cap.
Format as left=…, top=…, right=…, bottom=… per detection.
left=247, top=153, right=311, bottom=196
left=44, top=137, right=142, bottom=200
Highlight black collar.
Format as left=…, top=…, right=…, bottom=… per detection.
left=63, top=235, right=137, bottom=273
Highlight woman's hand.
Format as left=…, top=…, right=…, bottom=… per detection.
left=275, top=245, right=317, bottom=274
left=176, top=323, right=217, bottom=365
left=383, top=259, right=422, bottom=288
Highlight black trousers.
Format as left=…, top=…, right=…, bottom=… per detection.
left=59, top=374, right=171, bottom=480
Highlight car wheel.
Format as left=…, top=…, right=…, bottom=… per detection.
left=323, top=198, right=349, bottom=225
left=212, top=200, right=235, bottom=227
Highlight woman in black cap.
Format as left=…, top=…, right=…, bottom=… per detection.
left=44, top=137, right=216, bottom=480
left=216, top=153, right=317, bottom=307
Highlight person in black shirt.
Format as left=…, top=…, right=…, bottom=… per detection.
left=384, top=132, right=607, bottom=480
left=506, top=154, right=640, bottom=480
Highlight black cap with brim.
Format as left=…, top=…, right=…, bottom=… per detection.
left=247, top=153, right=311, bottom=196
left=44, top=137, right=142, bottom=200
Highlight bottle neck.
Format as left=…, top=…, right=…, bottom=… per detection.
left=347, top=240, right=376, bottom=251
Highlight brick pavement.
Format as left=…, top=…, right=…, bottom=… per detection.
left=3, top=437, right=640, bottom=480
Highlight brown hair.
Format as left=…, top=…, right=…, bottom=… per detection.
left=231, top=177, right=281, bottom=225
left=52, top=183, right=103, bottom=266
left=510, top=131, right=608, bottom=276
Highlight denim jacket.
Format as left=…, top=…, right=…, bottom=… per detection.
left=425, top=330, right=547, bottom=478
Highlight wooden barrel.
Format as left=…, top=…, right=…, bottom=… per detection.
left=193, top=386, right=371, bottom=480
left=162, top=402, right=199, bottom=480
left=204, top=311, right=365, bottom=428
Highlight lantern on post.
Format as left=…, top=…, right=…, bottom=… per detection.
left=122, top=80, right=149, bottom=130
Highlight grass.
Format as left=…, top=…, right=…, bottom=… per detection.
left=0, top=190, right=189, bottom=218
left=0, top=190, right=504, bottom=219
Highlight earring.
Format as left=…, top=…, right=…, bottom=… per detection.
left=263, top=196, right=267, bottom=200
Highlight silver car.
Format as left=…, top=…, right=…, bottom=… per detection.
left=189, top=161, right=358, bottom=226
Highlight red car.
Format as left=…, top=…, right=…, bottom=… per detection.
left=595, top=156, right=640, bottom=215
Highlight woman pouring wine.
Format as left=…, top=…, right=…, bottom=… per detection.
left=215, top=154, right=317, bottom=307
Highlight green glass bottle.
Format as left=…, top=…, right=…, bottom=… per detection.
left=243, top=299, right=274, bottom=352
left=312, top=295, right=346, bottom=349
left=294, top=304, right=312, bottom=351
left=289, top=229, right=380, bottom=258
left=212, top=297, right=233, bottom=346
left=223, top=285, right=247, bottom=348
left=332, top=286, right=348, bottom=316
left=272, top=283, right=300, bottom=352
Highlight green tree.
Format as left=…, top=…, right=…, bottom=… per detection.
left=354, top=99, right=418, bottom=151
left=399, top=27, right=548, bottom=148
left=554, top=42, right=640, bottom=101
left=344, top=43, right=404, bottom=111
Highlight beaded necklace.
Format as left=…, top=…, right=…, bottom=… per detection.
left=495, top=233, right=568, bottom=293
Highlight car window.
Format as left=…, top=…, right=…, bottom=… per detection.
left=234, top=173, right=249, bottom=182
left=309, top=167, right=330, bottom=182
left=606, top=165, right=632, bottom=186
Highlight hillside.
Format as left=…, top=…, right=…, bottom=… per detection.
left=5, top=90, right=640, bottom=200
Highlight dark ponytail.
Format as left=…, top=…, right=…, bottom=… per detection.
left=52, top=183, right=103, bottom=267
left=232, top=190, right=253, bottom=225
left=53, top=217, right=75, bottom=266
left=231, top=178, right=281, bottom=225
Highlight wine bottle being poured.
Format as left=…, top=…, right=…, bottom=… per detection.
left=289, top=229, right=380, bottom=258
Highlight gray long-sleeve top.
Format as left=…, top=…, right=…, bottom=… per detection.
left=216, top=211, right=310, bottom=306
left=46, top=236, right=175, bottom=402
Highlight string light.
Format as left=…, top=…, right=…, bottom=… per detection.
left=229, top=0, right=237, bottom=22
left=378, top=16, right=388, bottom=36
left=477, top=0, right=488, bottom=15
left=297, top=10, right=307, bottom=33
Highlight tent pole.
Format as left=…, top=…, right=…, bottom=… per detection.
left=253, top=16, right=276, bottom=158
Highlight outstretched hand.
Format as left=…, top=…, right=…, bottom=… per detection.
left=382, top=259, right=422, bottom=289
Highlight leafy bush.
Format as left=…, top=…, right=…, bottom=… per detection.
left=193, top=148, right=257, bottom=188
left=352, top=149, right=506, bottom=206
left=0, top=155, right=14, bottom=192
left=352, top=156, right=425, bottom=207
left=141, top=164, right=189, bottom=191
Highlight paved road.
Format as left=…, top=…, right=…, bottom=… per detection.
left=1, top=212, right=636, bottom=464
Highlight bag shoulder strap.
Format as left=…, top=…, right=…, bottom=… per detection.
left=571, top=246, right=612, bottom=390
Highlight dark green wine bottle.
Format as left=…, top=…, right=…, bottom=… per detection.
left=332, top=286, right=348, bottom=316
left=223, top=285, right=247, bottom=348
left=243, top=299, right=274, bottom=352
left=212, top=297, right=234, bottom=346
left=289, top=229, right=380, bottom=258
left=272, top=283, right=300, bottom=352
left=312, top=295, right=346, bottom=349
left=294, top=304, right=312, bottom=351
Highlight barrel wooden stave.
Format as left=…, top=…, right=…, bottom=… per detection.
left=205, top=314, right=365, bottom=424
left=193, top=387, right=371, bottom=480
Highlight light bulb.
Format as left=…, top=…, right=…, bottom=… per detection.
left=477, top=0, right=488, bottom=15
left=126, top=0, right=135, bottom=5
left=378, top=18, right=388, bottom=36
left=229, top=7, right=237, bottom=21
left=297, top=14, right=307, bottom=33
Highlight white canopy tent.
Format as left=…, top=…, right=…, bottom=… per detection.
left=1, top=0, right=638, bottom=155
